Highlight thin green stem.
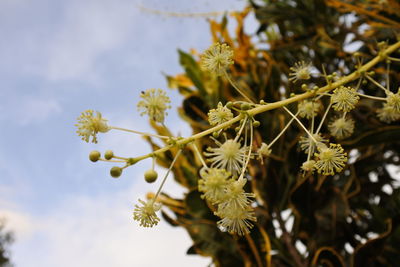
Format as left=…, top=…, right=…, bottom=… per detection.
left=238, top=122, right=253, bottom=181
left=357, top=93, right=387, bottom=101
left=267, top=111, right=299, bottom=148
left=283, top=106, right=318, bottom=143
left=110, top=126, right=169, bottom=140
left=191, top=143, right=208, bottom=169
left=365, top=74, right=389, bottom=93
left=316, top=102, right=332, bottom=134
left=153, top=150, right=182, bottom=202
left=388, top=56, right=400, bottom=62
left=234, top=116, right=248, bottom=142
left=223, top=70, right=254, bottom=103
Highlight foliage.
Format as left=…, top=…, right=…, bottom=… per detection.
left=0, top=220, right=13, bottom=267
left=156, top=1, right=400, bottom=266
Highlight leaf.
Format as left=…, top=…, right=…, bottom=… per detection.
left=178, top=50, right=207, bottom=98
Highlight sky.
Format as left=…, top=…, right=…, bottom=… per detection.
left=0, top=0, right=252, bottom=266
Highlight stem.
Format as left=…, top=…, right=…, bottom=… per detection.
left=267, top=111, right=299, bottom=148
left=238, top=121, right=253, bottom=181
left=315, top=102, right=332, bottom=134
left=388, top=56, right=400, bottom=62
left=131, top=41, right=400, bottom=162
left=223, top=70, right=254, bottom=103
left=357, top=93, right=386, bottom=101
left=99, top=159, right=126, bottom=163
left=110, top=126, right=169, bottom=140
left=191, top=143, right=208, bottom=169
left=283, top=107, right=318, bottom=143
left=153, top=150, right=182, bottom=201
left=234, top=116, right=248, bottom=142
left=365, top=74, right=390, bottom=93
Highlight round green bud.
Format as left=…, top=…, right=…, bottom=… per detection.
left=235, top=127, right=240, bottom=132
left=213, top=132, right=219, bottom=138
left=110, top=166, right=122, bottom=178
left=368, top=71, right=375, bottom=76
left=332, top=72, right=337, bottom=76
left=104, top=150, right=114, bottom=160
left=241, top=103, right=251, bottom=110
left=89, top=151, right=101, bottom=162
left=327, top=75, right=333, bottom=80
left=144, top=169, right=158, bottom=183
left=290, top=93, right=295, bottom=97
left=253, top=121, right=260, bottom=127
left=362, top=80, right=368, bottom=85
left=260, top=100, right=266, bottom=105
left=354, top=52, right=361, bottom=57
left=226, top=101, right=233, bottom=108
left=301, top=84, right=308, bottom=90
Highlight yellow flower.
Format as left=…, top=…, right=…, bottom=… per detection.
left=133, top=198, right=161, bottom=228
left=299, top=133, right=327, bottom=154
left=301, top=160, right=316, bottom=172
left=75, top=110, right=110, bottom=143
left=331, top=86, right=359, bottom=112
left=314, top=143, right=347, bottom=176
left=208, top=102, right=234, bottom=126
left=205, top=138, right=249, bottom=176
left=328, top=117, right=355, bottom=139
left=297, top=100, right=321, bottom=119
left=377, top=102, right=400, bottom=123
left=386, top=89, right=400, bottom=112
left=200, top=42, right=234, bottom=76
left=137, top=89, right=171, bottom=123
left=217, top=208, right=256, bottom=236
left=289, top=61, right=312, bottom=82
left=198, top=168, right=231, bottom=204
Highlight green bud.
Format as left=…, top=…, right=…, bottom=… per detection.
left=213, top=132, right=219, bottom=138
left=89, top=151, right=101, bottom=162
left=362, top=80, right=368, bottom=85
left=260, top=100, right=266, bottom=105
left=144, top=169, right=158, bottom=183
left=332, top=72, right=337, bottom=76
left=104, top=150, right=114, bottom=160
left=253, top=121, right=260, bottom=127
left=110, top=166, right=122, bottom=178
left=241, top=103, right=251, bottom=110
left=127, top=157, right=139, bottom=165
left=226, top=101, right=233, bottom=108
left=301, top=84, right=308, bottom=90
left=368, top=71, right=375, bottom=76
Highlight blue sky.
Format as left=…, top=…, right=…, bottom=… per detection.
left=0, top=0, right=252, bottom=266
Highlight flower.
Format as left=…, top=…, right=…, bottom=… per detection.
left=204, top=138, right=249, bottom=176
left=297, top=100, right=321, bottom=119
left=377, top=102, right=400, bottom=123
left=289, top=61, right=312, bottom=82
left=75, top=110, right=110, bottom=143
left=215, top=179, right=255, bottom=214
left=133, top=198, right=161, bottom=228
left=215, top=179, right=256, bottom=236
left=301, top=160, right=315, bottom=172
left=198, top=168, right=231, bottom=204
left=386, top=89, right=400, bottom=113
left=328, top=117, right=355, bottom=139
left=299, top=133, right=327, bottom=154
left=217, top=207, right=256, bottom=236
left=208, top=102, right=234, bottom=126
left=200, top=42, right=234, bottom=76
left=314, top=143, right=347, bottom=176
left=137, top=89, right=171, bottom=123
left=257, top=142, right=272, bottom=162
left=331, top=86, right=359, bottom=112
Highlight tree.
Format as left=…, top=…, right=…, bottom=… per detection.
left=77, top=0, right=400, bottom=266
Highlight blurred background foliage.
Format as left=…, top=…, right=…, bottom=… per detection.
left=147, top=0, right=400, bottom=266
left=0, top=220, right=13, bottom=267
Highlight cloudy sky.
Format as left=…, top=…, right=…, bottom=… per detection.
left=0, top=0, right=252, bottom=266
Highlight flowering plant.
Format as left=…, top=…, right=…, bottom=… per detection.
left=76, top=1, right=400, bottom=266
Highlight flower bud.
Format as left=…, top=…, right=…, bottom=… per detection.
left=110, top=166, right=122, bottom=178
left=89, top=151, right=101, bottom=162
left=104, top=150, right=114, bottom=160
left=144, top=169, right=158, bottom=183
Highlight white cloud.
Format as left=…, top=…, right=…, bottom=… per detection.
left=45, top=0, right=137, bottom=82
left=15, top=97, right=62, bottom=125
left=1, top=182, right=209, bottom=267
